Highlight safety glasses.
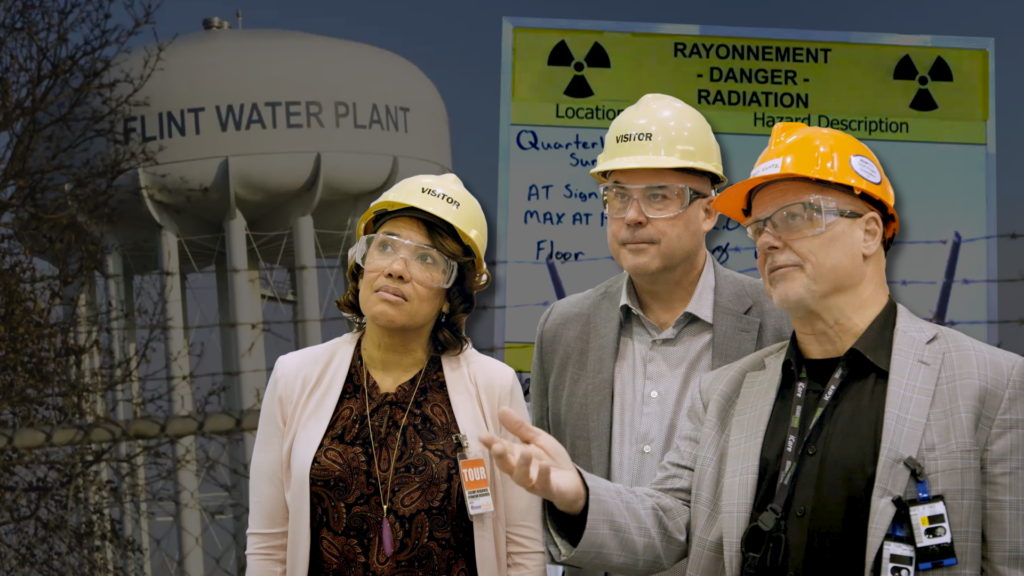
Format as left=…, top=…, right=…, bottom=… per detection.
left=599, top=183, right=710, bottom=218
left=350, top=234, right=458, bottom=289
left=743, top=195, right=863, bottom=243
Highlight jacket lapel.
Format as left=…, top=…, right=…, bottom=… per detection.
left=584, top=274, right=627, bottom=479
left=294, top=333, right=358, bottom=467
left=711, top=260, right=761, bottom=370
left=440, top=352, right=500, bottom=572
left=863, top=306, right=943, bottom=573
left=723, top=346, right=787, bottom=576
left=442, top=350, right=490, bottom=440
left=292, top=332, right=359, bottom=544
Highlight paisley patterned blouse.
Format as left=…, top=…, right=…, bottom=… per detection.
left=307, top=342, right=478, bottom=575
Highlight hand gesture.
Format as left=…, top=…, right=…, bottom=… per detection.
left=479, top=406, right=587, bottom=515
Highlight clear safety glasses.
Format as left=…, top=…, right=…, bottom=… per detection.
left=599, top=183, right=710, bottom=218
left=743, top=195, right=863, bottom=243
left=351, top=234, right=458, bottom=289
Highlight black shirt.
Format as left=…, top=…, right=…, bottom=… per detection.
left=749, top=297, right=897, bottom=575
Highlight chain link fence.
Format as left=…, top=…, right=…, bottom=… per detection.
left=1, top=238, right=358, bottom=576
left=1, top=416, right=254, bottom=576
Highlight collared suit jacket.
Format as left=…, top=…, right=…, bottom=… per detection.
left=551, top=304, right=1024, bottom=576
left=530, top=259, right=792, bottom=576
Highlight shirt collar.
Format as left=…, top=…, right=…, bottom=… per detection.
left=619, top=251, right=717, bottom=326
left=850, top=296, right=897, bottom=372
left=782, top=296, right=898, bottom=374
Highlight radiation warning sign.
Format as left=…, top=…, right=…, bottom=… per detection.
left=512, top=29, right=989, bottom=144
left=495, top=18, right=997, bottom=374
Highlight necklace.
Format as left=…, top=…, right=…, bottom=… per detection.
left=362, top=357, right=429, bottom=558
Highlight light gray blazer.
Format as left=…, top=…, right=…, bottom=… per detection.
left=530, top=260, right=791, bottom=576
left=550, top=305, right=1024, bottom=576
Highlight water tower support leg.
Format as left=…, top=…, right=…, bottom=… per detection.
left=224, top=211, right=270, bottom=574
left=247, top=254, right=268, bottom=381
left=292, top=214, right=322, bottom=349
left=121, top=267, right=154, bottom=576
left=215, top=254, right=239, bottom=394
left=223, top=212, right=266, bottom=462
left=103, top=244, right=152, bottom=576
left=215, top=250, right=250, bottom=576
left=157, top=228, right=206, bottom=576
left=79, top=277, right=116, bottom=574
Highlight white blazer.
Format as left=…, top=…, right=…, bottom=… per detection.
left=246, top=331, right=546, bottom=576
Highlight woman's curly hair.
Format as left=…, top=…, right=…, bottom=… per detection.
left=336, top=213, right=489, bottom=356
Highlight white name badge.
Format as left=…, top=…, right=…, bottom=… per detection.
left=882, top=539, right=916, bottom=576
left=906, top=496, right=958, bottom=570
left=908, top=500, right=952, bottom=546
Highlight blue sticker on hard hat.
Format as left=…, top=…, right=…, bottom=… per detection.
left=850, top=155, right=882, bottom=185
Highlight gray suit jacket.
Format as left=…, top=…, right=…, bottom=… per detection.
left=550, top=305, right=1024, bottom=576
left=530, top=259, right=791, bottom=576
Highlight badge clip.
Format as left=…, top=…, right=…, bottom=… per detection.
left=902, top=456, right=958, bottom=571
left=452, top=434, right=471, bottom=453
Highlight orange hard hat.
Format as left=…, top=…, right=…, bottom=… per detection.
left=713, top=122, right=899, bottom=243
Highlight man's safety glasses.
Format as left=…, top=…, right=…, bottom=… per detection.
left=350, top=234, right=458, bottom=289
left=743, top=196, right=863, bottom=243
left=599, top=183, right=710, bottom=219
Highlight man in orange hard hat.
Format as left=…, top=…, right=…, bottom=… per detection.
left=529, top=94, right=790, bottom=576
left=482, top=122, right=1024, bottom=576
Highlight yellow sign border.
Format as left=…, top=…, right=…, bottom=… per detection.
left=510, top=26, right=990, bottom=145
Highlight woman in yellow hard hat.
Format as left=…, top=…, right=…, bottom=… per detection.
left=246, top=174, right=545, bottom=576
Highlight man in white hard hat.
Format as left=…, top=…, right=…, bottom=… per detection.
left=529, top=94, right=791, bottom=576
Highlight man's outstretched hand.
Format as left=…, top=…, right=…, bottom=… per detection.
left=479, top=406, right=588, bottom=515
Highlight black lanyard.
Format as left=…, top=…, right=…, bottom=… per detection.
left=741, top=357, right=849, bottom=575
left=768, top=358, right=848, bottom=518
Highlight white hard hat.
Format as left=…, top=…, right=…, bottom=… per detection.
left=591, top=94, right=726, bottom=186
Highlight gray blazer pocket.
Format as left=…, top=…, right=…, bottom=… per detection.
left=910, top=448, right=982, bottom=501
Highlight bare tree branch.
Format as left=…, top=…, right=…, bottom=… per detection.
left=0, top=2, right=195, bottom=575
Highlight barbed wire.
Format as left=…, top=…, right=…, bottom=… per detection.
left=479, top=231, right=1020, bottom=266
left=50, top=288, right=1024, bottom=337
left=9, top=231, right=1017, bottom=291
left=5, top=273, right=1024, bottom=453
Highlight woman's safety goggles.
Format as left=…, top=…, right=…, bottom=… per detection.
left=599, top=183, right=710, bottom=218
left=351, top=234, right=458, bottom=289
left=743, top=195, right=863, bottom=242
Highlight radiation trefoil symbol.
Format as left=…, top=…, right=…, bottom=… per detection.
left=893, top=55, right=954, bottom=112
left=547, top=40, right=611, bottom=99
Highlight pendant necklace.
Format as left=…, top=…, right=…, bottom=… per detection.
left=362, top=357, right=428, bottom=558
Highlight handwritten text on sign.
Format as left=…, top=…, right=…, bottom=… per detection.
left=513, top=127, right=745, bottom=266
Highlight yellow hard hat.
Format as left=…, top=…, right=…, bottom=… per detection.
left=713, top=122, right=899, bottom=244
left=357, top=173, right=489, bottom=281
left=591, top=94, right=727, bottom=186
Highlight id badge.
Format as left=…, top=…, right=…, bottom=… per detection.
left=458, top=453, right=494, bottom=517
left=906, top=496, right=958, bottom=570
left=882, top=538, right=916, bottom=576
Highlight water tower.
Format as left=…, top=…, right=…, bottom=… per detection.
left=106, top=20, right=452, bottom=575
